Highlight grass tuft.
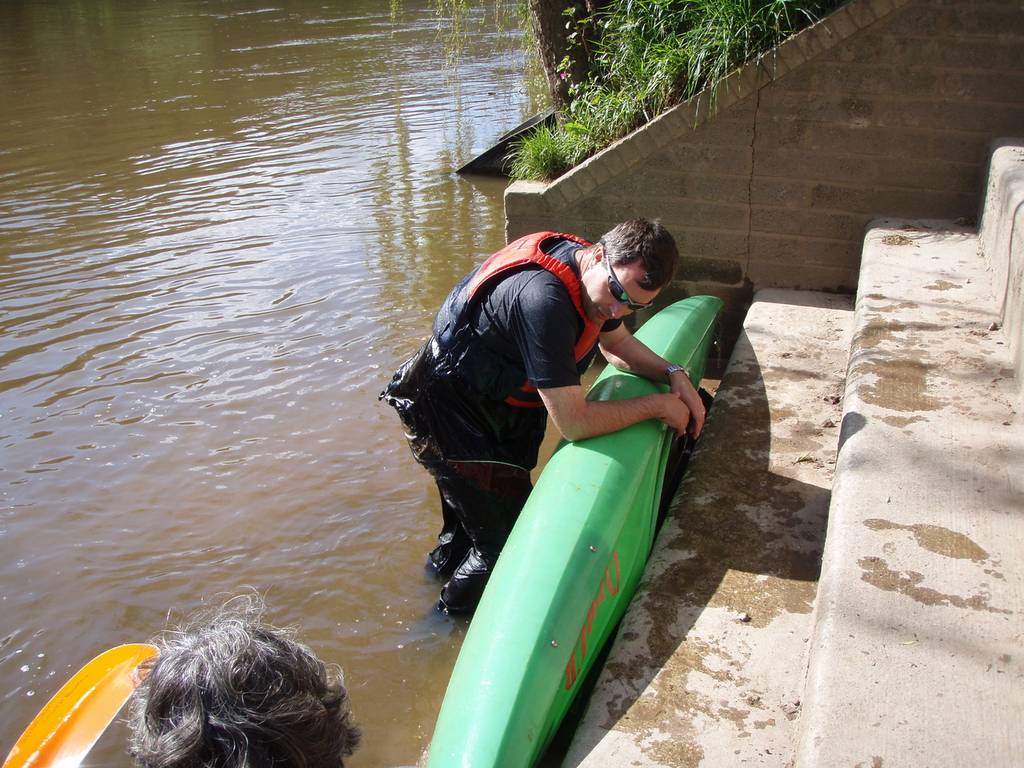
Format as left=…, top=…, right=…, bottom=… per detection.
left=508, top=124, right=578, bottom=181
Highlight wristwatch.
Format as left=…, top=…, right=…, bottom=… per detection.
left=665, top=364, right=690, bottom=382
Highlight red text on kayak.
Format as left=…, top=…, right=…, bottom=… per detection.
left=564, top=550, right=622, bottom=691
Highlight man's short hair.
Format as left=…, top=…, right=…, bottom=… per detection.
left=601, top=218, right=679, bottom=290
left=128, top=596, right=359, bottom=768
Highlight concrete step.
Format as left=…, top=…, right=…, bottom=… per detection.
left=796, top=220, right=1024, bottom=767
left=980, top=140, right=1024, bottom=404
left=563, top=290, right=854, bottom=767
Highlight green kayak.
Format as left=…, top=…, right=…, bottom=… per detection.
left=427, top=295, right=723, bottom=768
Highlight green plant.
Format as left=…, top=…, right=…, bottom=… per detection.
left=508, top=123, right=579, bottom=180
left=512, top=0, right=845, bottom=181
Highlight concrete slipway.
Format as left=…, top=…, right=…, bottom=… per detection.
left=562, top=144, right=1024, bottom=767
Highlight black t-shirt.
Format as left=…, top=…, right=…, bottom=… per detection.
left=468, top=238, right=621, bottom=390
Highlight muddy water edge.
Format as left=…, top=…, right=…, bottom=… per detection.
left=0, top=2, right=543, bottom=764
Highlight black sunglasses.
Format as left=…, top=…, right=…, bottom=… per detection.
left=602, top=244, right=653, bottom=311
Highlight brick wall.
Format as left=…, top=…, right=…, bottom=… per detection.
left=505, top=0, right=1024, bottom=341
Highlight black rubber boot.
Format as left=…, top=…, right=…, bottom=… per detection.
left=426, top=482, right=472, bottom=578
left=437, top=550, right=492, bottom=614
left=426, top=528, right=471, bottom=579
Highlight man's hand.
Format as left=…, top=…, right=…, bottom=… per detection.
left=657, top=392, right=692, bottom=437
left=668, top=369, right=705, bottom=438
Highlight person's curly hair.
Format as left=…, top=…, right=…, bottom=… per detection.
left=128, top=596, right=360, bottom=768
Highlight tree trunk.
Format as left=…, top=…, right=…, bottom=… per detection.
left=527, top=0, right=610, bottom=111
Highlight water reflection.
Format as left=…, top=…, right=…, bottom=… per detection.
left=0, top=1, right=544, bottom=765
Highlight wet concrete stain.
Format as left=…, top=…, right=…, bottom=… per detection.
left=866, top=299, right=922, bottom=314
left=924, top=280, right=960, bottom=291
left=850, top=314, right=949, bottom=411
left=984, top=567, right=1006, bottom=581
left=881, top=234, right=915, bottom=246
left=863, top=519, right=989, bottom=561
left=858, top=556, right=1012, bottom=614
left=859, top=357, right=942, bottom=412
left=598, top=635, right=720, bottom=763
left=881, top=414, right=924, bottom=428
left=853, top=317, right=908, bottom=351
left=601, top=631, right=766, bottom=766
left=854, top=316, right=948, bottom=351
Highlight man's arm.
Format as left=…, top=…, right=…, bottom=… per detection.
left=597, top=324, right=706, bottom=437
left=538, top=384, right=690, bottom=442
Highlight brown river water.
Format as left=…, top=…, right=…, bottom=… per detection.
left=0, top=2, right=546, bottom=764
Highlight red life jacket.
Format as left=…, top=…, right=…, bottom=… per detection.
left=462, top=231, right=602, bottom=408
